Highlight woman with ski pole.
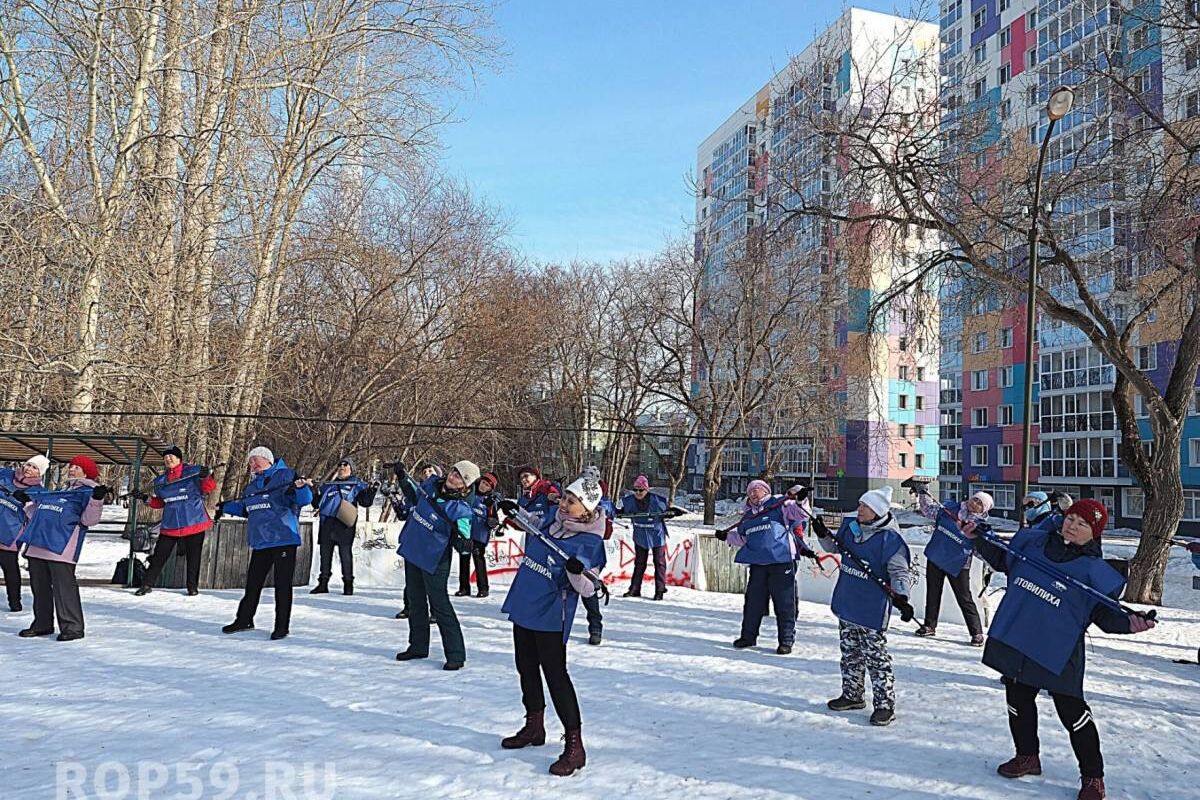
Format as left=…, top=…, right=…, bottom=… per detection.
left=216, top=447, right=312, bottom=641
left=456, top=471, right=498, bottom=598
left=617, top=475, right=676, bottom=600
left=497, top=477, right=607, bottom=777
left=16, top=456, right=108, bottom=641
left=715, top=479, right=813, bottom=655
left=0, top=454, right=49, bottom=612
left=310, top=457, right=377, bottom=596
left=808, top=485, right=913, bottom=726
left=135, top=446, right=217, bottom=597
left=963, top=498, right=1155, bottom=800
left=909, top=483, right=991, bottom=645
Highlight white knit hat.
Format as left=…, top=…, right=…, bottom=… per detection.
left=565, top=477, right=603, bottom=512
left=859, top=485, right=894, bottom=518
left=247, top=446, right=274, bottom=463
left=451, top=460, right=481, bottom=487
left=24, top=454, right=50, bottom=475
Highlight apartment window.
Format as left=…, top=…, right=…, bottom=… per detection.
left=899, top=452, right=909, bottom=468
left=973, top=78, right=987, bottom=100
left=915, top=424, right=924, bottom=439
left=1000, top=365, right=1014, bottom=388
left=999, top=405, right=1014, bottom=426
left=1000, top=327, right=1014, bottom=348
left=1026, top=10, right=1036, bottom=27
left=1026, top=47, right=1037, bottom=69
left=1187, top=41, right=1200, bottom=71
left=1190, top=439, right=1200, bottom=467
left=941, top=444, right=963, bottom=476
left=900, top=336, right=909, bottom=351
left=999, top=29, right=1011, bottom=49
left=1136, top=345, right=1157, bottom=371
left=1187, top=91, right=1200, bottom=120
left=815, top=479, right=839, bottom=500
left=970, top=482, right=1016, bottom=510
left=1039, top=436, right=1118, bottom=479
left=999, top=98, right=1012, bottom=119
left=899, top=365, right=909, bottom=381
left=915, top=453, right=926, bottom=469
left=998, top=0, right=1010, bottom=11
left=1135, top=394, right=1150, bottom=418
left=972, top=332, right=988, bottom=353
left=998, top=64, right=1011, bottom=85
left=1131, top=25, right=1150, bottom=52
left=974, top=42, right=987, bottom=64
left=971, top=369, right=989, bottom=391
left=1193, top=388, right=1200, bottom=415
left=899, top=423, right=909, bottom=439
left=999, top=444, right=1014, bottom=466
left=972, top=445, right=989, bottom=466
left=1185, top=489, right=1200, bottom=522
left=899, top=394, right=909, bottom=410
left=917, top=367, right=926, bottom=381
left=1123, top=488, right=1145, bottom=519
left=973, top=7, right=987, bottom=30
left=916, top=395, right=925, bottom=411
left=972, top=407, right=989, bottom=428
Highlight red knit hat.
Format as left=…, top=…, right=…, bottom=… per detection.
left=479, top=471, right=498, bottom=488
left=69, top=455, right=100, bottom=481
left=1065, top=498, right=1107, bottom=539
left=517, top=464, right=541, bottom=480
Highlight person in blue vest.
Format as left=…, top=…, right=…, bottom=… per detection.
left=810, top=485, right=913, bottom=726
left=1021, top=491, right=1061, bottom=527
left=499, top=476, right=607, bottom=777
left=0, top=454, right=49, bottom=612
left=394, top=459, right=479, bottom=670
left=136, top=446, right=217, bottom=597
left=309, top=457, right=377, bottom=596
left=391, top=461, right=441, bottom=620
left=716, top=479, right=813, bottom=655
left=516, top=464, right=559, bottom=525
left=964, top=498, right=1153, bottom=800
left=456, top=471, right=498, bottom=598
left=216, top=446, right=312, bottom=641
left=912, top=488, right=990, bottom=645
left=16, top=455, right=108, bottom=641
left=618, top=475, right=671, bottom=601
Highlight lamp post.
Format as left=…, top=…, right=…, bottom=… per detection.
left=1019, top=85, right=1075, bottom=511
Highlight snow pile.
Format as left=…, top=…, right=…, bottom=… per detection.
left=2, top=579, right=1196, bottom=799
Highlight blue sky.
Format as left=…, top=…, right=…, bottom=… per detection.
left=438, top=1, right=908, bottom=264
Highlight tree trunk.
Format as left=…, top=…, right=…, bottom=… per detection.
left=1126, top=442, right=1185, bottom=605
left=702, top=442, right=725, bottom=525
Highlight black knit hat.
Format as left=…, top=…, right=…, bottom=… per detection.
left=163, top=445, right=184, bottom=460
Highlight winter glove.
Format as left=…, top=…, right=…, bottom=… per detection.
left=11, top=489, right=31, bottom=504
left=715, top=529, right=730, bottom=542
left=214, top=505, right=225, bottom=522
left=1128, top=613, right=1156, bottom=633
left=565, top=557, right=585, bottom=575
left=497, top=498, right=520, bottom=516
left=795, top=485, right=811, bottom=503
left=1049, top=491, right=1072, bottom=511
left=666, top=506, right=687, bottom=518
left=892, top=594, right=915, bottom=622
left=810, top=515, right=832, bottom=539
left=133, top=491, right=150, bottom=502
left=798, top=546, right=819, bottom=562
left=91, top=484, right=109, bottom=501
left=197, top=465, right=211, bottom=479
left=392, top=461, right=408, bottom=480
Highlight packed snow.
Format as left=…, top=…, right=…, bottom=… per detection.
left=3, top=516, right=1198, bottom=800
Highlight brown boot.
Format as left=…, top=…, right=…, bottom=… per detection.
left=549, top=728, right=586, bottom=776
left=1077, top=777, right=1106, bottom=800
left=997, top=754, right=1042, bottom=779
left=500, top=711, right=545, bottom=749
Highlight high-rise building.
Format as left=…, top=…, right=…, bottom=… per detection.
left=693, top=8, right=941, bottom=504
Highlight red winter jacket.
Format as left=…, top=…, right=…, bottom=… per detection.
left=148, top=463, right=217, bottom=537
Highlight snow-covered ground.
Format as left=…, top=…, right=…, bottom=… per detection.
left=3, top=571, right=1197, bottom=798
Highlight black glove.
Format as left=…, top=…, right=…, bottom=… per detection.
left=134, top=491, right=150, bottom=502
left=565, top=557, right=585, bottom=575
left=497, top=498, right=520, bottom=516
left=666, top=506, right=686, bottom=518
left=91, top=484, right=109, bottom=500
left=214, top=505, right=225, bottom=522
left=798, top=546, right=819, bottom=562
left=715, top=529, right=729, bottom=542
left=392, top=461, right=408, bottom=480
left=795, top=486, right=811, bottom=502
left=810, top=515, right=832, bottom=539
left=197, top=465, right=211, bottom=479
left=893, top=594, right=915, bottom=622
left=11, top=489, right=31, bottom=504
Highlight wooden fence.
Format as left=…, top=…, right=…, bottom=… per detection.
left=151, top=520, right=314, bottom=590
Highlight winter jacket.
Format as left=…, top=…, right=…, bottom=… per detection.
left=148, top=463, right=216, bottom=537
left=817, top=513, right=911, bottom=631
left=517, top=479, right=560, bottom=525
left=918, top=494, right=987, bottom=574
left=502, top=506, right=607, bottom=641
left=726, top=497, right=809, bottom=564
left=220, top=459, right=312, bottom=551
left=396, top=476, right=474, bottom=573
left=21, top=478, right=104, bottom=565
left=469, top=492, right=498, bottom=544
left=314, top=476, right=376, bottom=545
left=0, top=467, right=42, bottom=551
left=973, top=518, right=1132, bottom=697
left=618, top=491, right=669, bottom=549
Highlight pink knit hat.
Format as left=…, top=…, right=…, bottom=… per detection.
left=633, top=475, right=650, bottom=490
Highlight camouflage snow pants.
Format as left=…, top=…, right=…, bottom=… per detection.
left=839, top=620, right=895, bottom=711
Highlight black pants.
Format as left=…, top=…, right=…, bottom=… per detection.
left=629, top=545, right=667, bottom=595
left=513, top=624, right=581, bottom=730
left=235, top=545, right=297, bottom=634
left=28, top=557, right=84, bottom=635
left=741, top=562, right=797, bottom=646
left=1, top=549, right=21, bottom=608
left=405, top=554, right=465, bottom=661
left=318, top=539, right=353, bottom=583
left=458, top=540, right=488, bottom=594
left=1005, top=679, right=1104, bottom=779
left=580, top=592, right=602, bottom=636
left=143, top=532, right=206, bottom=592
left=923, top=560, right=983, bottom=636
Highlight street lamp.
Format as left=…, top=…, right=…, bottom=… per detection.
left=1019, top=85, right=1075, bottom=513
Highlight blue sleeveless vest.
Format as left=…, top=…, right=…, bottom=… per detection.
left=469, top=494, right=492, bottom=543
left=239, top=464, right=303, bottom=550
left=734, top=500, right=794, bottom=565
left=502, top=510, right=607, bottom=641
left=987, top=529, right=1125, bottom=675
left=829, top=518, right=910, bottom=631
left=621, top=492, right=668, bottom=548
left=153, top=468, right=210, bottom=531
left=0, top=469, right=32, bottom=547
left=19, top=488, right=93, bottom=556
left=924, top=505, right=974, bottom=575
left=317, top=479, right=365, bottom=519
left=396, top=478, right=473, bottom=573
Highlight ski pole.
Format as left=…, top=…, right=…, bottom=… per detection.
left=499, top=505, right=610, bottom=604
left=715, top=496, right=793, bottom=537
left=121, top=463, right=222, bottom=500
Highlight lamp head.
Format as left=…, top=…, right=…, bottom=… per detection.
left=1046, top=85, right=1075, bottom=121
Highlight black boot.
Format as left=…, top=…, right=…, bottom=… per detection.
left=134, top=586, right=152, bottom=596
left=827, top=695, right=866, bottom=711
left=501, top=710, right=546, bottom=749
left=8, top=601, right=22, bottom=612
left=549, top=729, right=586, bottom=776
left=222, top=620, right=255, bottom=634
left=343, top=579, right=353, bottom=596
left=395, top=608, right=409, bottom=619
left=310, top=579, right=329, bottom=594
